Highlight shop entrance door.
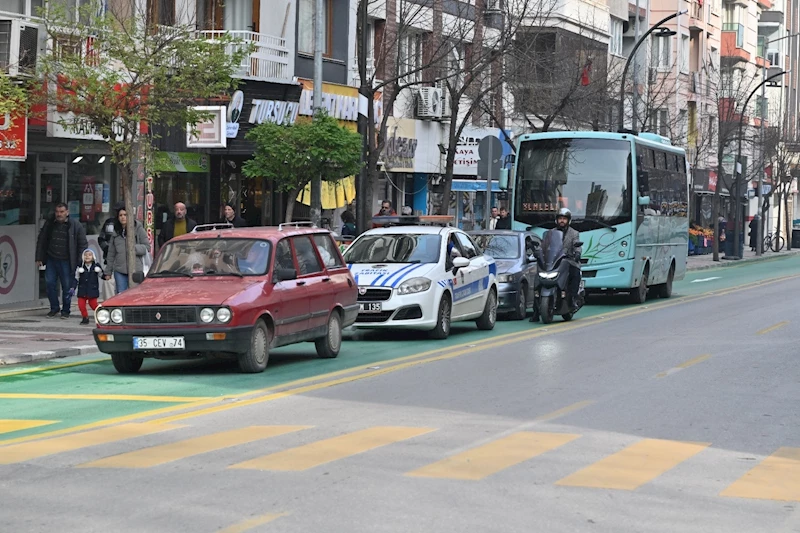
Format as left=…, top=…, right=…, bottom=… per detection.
left=37, top=164, right=67, bottom=300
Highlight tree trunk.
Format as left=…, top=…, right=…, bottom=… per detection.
left=284, top=188, right=300, bottom=222
left=119, top=163, right=137, bottom=286
left=437, top=111, right=459, bottom=217
left=712, top=156, right=724, bottom=261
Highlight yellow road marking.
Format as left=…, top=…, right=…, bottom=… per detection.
left=0, top=357, right=109, bottom=378
left=0, top=393, right=213, bottom=403
left=555, top=439, right=710, bottom=490
left=230, top=427, right=435, bottom=471
left=535, top=401, right=594, bottom=422
left=720, top=447, right=800, bottom=501
left=656, top=354, right=712, bottom=378
left=757, top=321, right=789, bottom=335
left=218, top=513, right=288, bottom=533
left=77, top=426, right=310, bottom=469
left=0, top=420, right=58, bottom=435
left=406, top=431, right=580, bottom=481
left=3, top=270, right=797, bottom=448
left=0, top=423, right=181, bottom=465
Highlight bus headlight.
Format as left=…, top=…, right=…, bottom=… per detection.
left=216, top=307, right=232, bottom=323
left=96, top=308, right=111, bottom=325
left=110, top=309, right=123, bottom=324
left=200, top=308, right=215, bottom=323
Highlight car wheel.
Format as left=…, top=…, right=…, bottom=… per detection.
left=511, top=283, right=527, bottom=320
left=315, top=311, right=342, bottom=359
left=110, top=352, right=143, bottom=374
left=476, top=289, right=497, bottom=330
left=238, top=320, right=270, bottom=373
left=429, top=294, right=452, bottom=340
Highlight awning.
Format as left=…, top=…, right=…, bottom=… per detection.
left=451, top=179, right=501, bottom=192
left=296, top=176, right=356, bottom=209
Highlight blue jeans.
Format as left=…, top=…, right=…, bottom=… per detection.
left=114, top=271, right=129, bottom=293
left=45, top=258, right=72, bottom=315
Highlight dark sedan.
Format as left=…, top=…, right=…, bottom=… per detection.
left=470, top=230, right=540, bottom=320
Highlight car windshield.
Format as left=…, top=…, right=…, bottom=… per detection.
left=150, top=239, right=271, bottom=277
left=343, top=234, right=441, bottom=264
left=471, top=235, right=519, bottom=259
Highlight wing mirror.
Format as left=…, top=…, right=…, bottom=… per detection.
left=452, top=257, right=470, bottom=269
left=274, top=268, right=297, bottom=282
left=132, top=272, right=145, bottom=284
left=638, top=195, right=651, bottom=206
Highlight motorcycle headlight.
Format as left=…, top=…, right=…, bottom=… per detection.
left=497, top=274, right=513, bottom=283
left=216, top=307, right=232, bottom=323
left=96, top=308, right=111, bottom=325
left=396, top=277, right=432, bottom=295
left=110, top=309, right=123, bottom=324
left=538, top=271, right=558, bottom=279
left=200, top=308, right=215, bottom=323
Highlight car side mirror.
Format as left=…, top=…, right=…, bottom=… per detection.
left=132, top=272, right=145, bottom=284
left=274, top=268, right=297, bottom=282
left=638, top=195, right=651, bottom=206
left=452, top=257, right=470, bottom=269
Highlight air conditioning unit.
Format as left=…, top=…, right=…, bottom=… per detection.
left=416, top=87, right=443, bottom=119
left=435, top=81, right=452, bottom=119
left=0, top=19, right=41, bottom=77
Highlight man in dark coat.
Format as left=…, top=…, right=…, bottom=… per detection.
left=222, top=204, right=247, bottom=227
left=36, top=202, right=88, bottom=318
left=158, top=202, right=197, bottom=248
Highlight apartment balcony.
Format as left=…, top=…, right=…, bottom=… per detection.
left=756, top=36, right=770, bottom=67
left=757, top=0, right=773, bottom=10
left=199, top=30, right=291, bottom=83
left=720, top=97, right=747, bottom=123
left=688, top=2, right=704, bottom=31
left=721, top=23, right=751, bottom=63
left=758, top=10, right=784, bottom=33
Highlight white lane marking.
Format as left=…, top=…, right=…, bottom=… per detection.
left=691, top=277, right=722, bottom=283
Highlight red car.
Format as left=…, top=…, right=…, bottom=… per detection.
left=93, top=224, right=358, bottom=374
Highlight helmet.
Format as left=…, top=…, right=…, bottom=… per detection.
left=555, top=207, right=572, bottom=224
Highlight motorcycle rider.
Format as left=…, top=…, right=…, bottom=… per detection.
left=531, top=208, right=582, bottom=322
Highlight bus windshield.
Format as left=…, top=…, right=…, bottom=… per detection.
left=515, top=138, right=632, bottom=230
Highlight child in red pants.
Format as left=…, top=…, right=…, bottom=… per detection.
left=72, top=249, right=105, bottom=325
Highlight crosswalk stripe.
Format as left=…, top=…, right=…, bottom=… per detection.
left=555, top=438, right=710, bottom=490
left=0, top=420, right=58, bottom=435
left=0, top=423, right=181, bottom=465
left=229, top=427, right=435, bottom=471
left=720, top=447, right=800, bottom=501
left=76, top=426, right=310, bottom=469
left=406, top=431, right=580, bottom=480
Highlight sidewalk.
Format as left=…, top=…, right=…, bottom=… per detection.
left=2, top=247, right=800, bottom=366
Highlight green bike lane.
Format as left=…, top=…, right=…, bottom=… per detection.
left=2, top=254, right=799, bottom=443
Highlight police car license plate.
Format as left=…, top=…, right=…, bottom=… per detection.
left=133, top=336, right=185, bottom=350
left=359, top=303, right=382, bottom=313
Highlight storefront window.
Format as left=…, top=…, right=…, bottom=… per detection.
left=0, top=160, right=35, bottom=225
left=67, top=154, right=114, bottom=236
left=155, top=172, right=209, bottom=229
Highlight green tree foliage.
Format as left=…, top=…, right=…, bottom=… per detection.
left=243, top=112, right=362, bottom=222
left=30, top=0, right=249, bottom=281
left=0, top=73, right=26, bottom=119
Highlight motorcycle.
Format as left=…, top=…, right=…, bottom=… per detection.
left=531, top=230, right=584, bottom=324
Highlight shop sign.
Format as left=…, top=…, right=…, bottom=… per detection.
left=247, top=98, right=300, bottom=126
left=383, top=119, right=418, bottom=172
left=47, top=108, right=133, bottom=141
left=297, top=79, right=383, bottom=125
left=454, top=127, right=513, bottom=176
left=153, top=152, right=209, bottom=173
left=187, top=106, right=226, bottom=148
left=145, top=175, right=155, bottom=254
left=0, top=113, right=27, bottom=161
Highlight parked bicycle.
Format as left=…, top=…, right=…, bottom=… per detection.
left=764, top=230, right=785, bottom=252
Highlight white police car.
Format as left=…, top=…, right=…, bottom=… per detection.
left=343, top=216, right=498, bottom=339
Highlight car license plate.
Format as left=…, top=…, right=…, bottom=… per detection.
left=359, top=302, right=382, bottom=313
left=133, top=336, right=185, bottom=350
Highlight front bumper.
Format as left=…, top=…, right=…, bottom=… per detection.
left=352, top=288, right=440, bottom=330
left=93, top=325, right=254, bottom=356
left=497, top=282, right=519, bottom=310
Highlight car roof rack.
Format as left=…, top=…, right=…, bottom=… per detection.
left=371, top=215, right=455, bottom=227
left=191, top=223, right=234, bottom=233
left=278, top=221, right=318, bottom=231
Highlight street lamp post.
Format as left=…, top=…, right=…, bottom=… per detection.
left=732, top=68, right=789, bottom=259
left=617, top=10, right=687, bottom=132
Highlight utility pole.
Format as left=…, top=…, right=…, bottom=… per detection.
left=632, top=0, right=641, bottom=132
left=310, top=0, right=324, bottom=227
left=356, top=0, right=370, bottom=235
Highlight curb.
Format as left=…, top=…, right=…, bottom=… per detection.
left=0, top=345, right=100, bottom=366
left=686, top=251, right=800, bottom=271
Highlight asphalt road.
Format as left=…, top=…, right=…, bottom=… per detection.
left=1, top=260, right=799, bottom=533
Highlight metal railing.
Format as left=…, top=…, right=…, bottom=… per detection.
left=199, top=30, right=290, bottom=82
left=723, top=22, right=745, bottom=48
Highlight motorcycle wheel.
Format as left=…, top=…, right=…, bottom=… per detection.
left=562, top=312, right=573, bottom=321
left=539, top=295, right=554, bottom=324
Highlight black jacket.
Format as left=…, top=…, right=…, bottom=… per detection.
left=97, top=216, right=117, bottom=261
left=158, top=217, right=197, bottom=247
left=495, top=216, right=512, bottom=230
left=36, top=215, right=88, bottom=272
left=75, top=260, right=104, bottom=299
left=223, top=215, right=247, bottom=228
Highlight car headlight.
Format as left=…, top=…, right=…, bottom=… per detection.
left=96, top=308, right=110, bottom=325
left=110, top=309, right=123, bottom=324
left=200, top=308, right=215, bottom=323
left=216, top=307, right=231, bottom=323
left=396, top=277, right=432, bottom=295
left=538, top=271, right=558, bottom=279
left=497, top=274, right=513, bottom=283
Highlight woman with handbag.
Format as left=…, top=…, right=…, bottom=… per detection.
left=105, top=207, right=150, bottom=293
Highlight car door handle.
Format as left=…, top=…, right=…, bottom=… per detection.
left=296, top=281, right=306, bottom=286
left=322, top=277, right=331, bottom=282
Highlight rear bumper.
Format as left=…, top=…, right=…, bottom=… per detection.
left=93, top=325, right=254, bottom=356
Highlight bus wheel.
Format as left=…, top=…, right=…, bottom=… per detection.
left=655, top=263, right=675, bottom=299
left=630, top=266, right=649, bottom=304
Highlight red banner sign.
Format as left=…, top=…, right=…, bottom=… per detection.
left=0, top=113, right=27, bottom=161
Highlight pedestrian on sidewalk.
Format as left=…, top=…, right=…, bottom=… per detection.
left=35, top=202, right=88, bottom=319
left=106, top=207, right=150, bottom=294
left=749, top=215, right=759, bottom=252
left=72, top=249, right=105, bottom=325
